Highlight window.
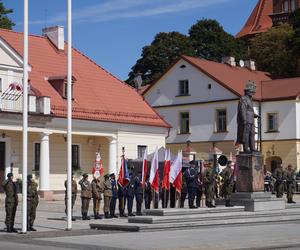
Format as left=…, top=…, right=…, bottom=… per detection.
left=178, top=80, right=189, bottom=96
left=72, top=145, right=80, bottom=170
left=137, top=145, right=147, bottom=158
left=34, top=143, right=40, bottom=171
left=284, top=0, right=289, bottom=12
left=291, top=0, right=296, bottom=11
left=179, top=112, right=190, bottom=134
left=267, top=113, right=279, bottom=132
left=216, top=109, right=227, bottom=132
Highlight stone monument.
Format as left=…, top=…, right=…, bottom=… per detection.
left=232, top=81, right=285, bottom=211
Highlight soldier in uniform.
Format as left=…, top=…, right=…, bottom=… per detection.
left=126, top=173, right=135, bottom=216
left=273, top=162, right=284, bottom=198
left=195, top=172, right=204, bottom=208
left=144, top=177, right=152, bottom=209
left=2, top=173, right=18, bottom=233
left=236, top=81, right=258, bottom=153
left=220, top=159, right=234, bottom=207
left=64, top=173, right=77, bottom=221
left=103, top=174, right=112, bottom=218
left=284, top=165, right=296, bottom=203
left=180, top=169, right=188, bottom=208
left=135, top=172, right=143, bottom=215
left=186, top=167, right=197, bottom=209
left=118, top=182, right=127, bottom=217
left=79, top=173, right=92, bottom=220
left=27, top=174, right=39, bottom=231
left=110, top=173, right=118, bottom=218
left=91, top=177, right=103, bottom=219
left=204, top=162, right=216, bottom=208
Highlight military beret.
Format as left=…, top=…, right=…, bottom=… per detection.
left=82, top=173, right=88, bottom=178
left=7, top=173, right=13, bottom=178
left=27, top=174, right=33, bottom=180
left=109, top=173, right=115, bottom=177
left=104, top=174, right=109, bottom=179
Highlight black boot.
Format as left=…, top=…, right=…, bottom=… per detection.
left=225, top=200, right=234, bottom=207
left=82, top=213, right=86, bottom=220
left=30, top=226, right=36, bottom=231
left=6, top=226, right=12, bottom=233
left=104, top=212, right=109, bottom=219
left=86, top=214, right=91, bottom=220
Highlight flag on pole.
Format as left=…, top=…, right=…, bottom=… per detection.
left=162, top=149, right=171, bottom=190
left=149, top=147, right=159, bottom=193
left=170, top=151, right=183, bottom=193
left=92, top=152, right=103, bottom=179
left=141, top=149, right=148, bottom=188
left=118, top=155, right=130, bottom=187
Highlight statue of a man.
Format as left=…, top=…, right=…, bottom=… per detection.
left=236, top=81, right=258, bottom=153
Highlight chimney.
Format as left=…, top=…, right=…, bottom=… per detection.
left=221, top=56, right=236, bottom=67
left=38, top=96, right=51, bottom=115
left=244, top=60, right=256, bottom=71
left=42, top=26, right=64, bottom=51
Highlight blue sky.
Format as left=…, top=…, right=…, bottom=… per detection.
left=3, top=0, right=257, bottom=81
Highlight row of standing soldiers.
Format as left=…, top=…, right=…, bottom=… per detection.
left=273, top=164, right=297, bottom=203
left=2, top=173, right=39, bottom=233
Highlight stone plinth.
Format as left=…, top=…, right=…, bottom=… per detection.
left=236, top=153, right=264, bottom=192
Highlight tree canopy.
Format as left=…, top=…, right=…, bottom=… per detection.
left=126, top=19, right=244, bottom=86
left=0, top=1, right=14, bottom=30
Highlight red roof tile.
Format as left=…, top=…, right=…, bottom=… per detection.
left=0, top=28, right=169, bottom=128
left=236, top=0, right=273, bottom=38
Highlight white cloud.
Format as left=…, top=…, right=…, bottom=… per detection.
left=29, top=0, right=231, bottom=25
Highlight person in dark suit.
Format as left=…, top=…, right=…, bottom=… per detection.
left=126, top=173, right=135, bottom=216
left=110, top=173, right=118, bottom=218
left=144, top=177, right=152, bottom=209
left=134, top=172, right=143, bottom=215
left=118, top=183, right=127, bottom=217
left=186, top=167, right=197, bottom=209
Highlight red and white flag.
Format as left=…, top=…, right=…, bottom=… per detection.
left=141, top=149, right=148, bottom=188
left=92, top=152, right=103, bottom=179
left=162, top=149, right=171, bottom=190
left=169, top=151, right=183, bottom=193
left=149, top=147, right=159, bottom=193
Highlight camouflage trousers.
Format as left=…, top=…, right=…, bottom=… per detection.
left=275, top=182, right=284, bottom=198
left=286, top=183, right=295, bottom=200
left=222, top=183, right=233, bottom=201
left=93, top=198, right=101, bottom=215
left=205, top=184, right=215, bottom=203
left=27, top=200, right=38, bottom=227
left=5, top=202, right=17, bottom=228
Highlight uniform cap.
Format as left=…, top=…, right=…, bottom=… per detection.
left=27, top=174, right=33, bottom=180
left=7, top=173, right=13, bottom=178
left=82, top=173, right=88, bottom=178
left=109, top=173, right=115, bottom=178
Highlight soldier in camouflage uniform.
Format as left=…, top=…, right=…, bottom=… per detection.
left=79, top=173, right=92, bottom=220
left=91, top=177, right=103, bottom=219
left=103, top=174, right=112, bottom=218
left=204, top=163, right=216, bottom=208
left=27, top=174, right=39, bottom=231
left=273, top=162, right=284, bottom=198
left=180, top=169, right=188, bottom=208
left=64, top=173, right=77, bottom=221
left=2, top=173, right=18, bottom=233
left=284, top=165, right=296, bottom=203
left=220, top=162, right=234, bottom=207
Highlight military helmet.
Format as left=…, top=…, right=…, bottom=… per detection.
left=244, top=80, right=256, bottom=93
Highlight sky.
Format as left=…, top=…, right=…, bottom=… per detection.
left=3, top=0, right=258, bottom=81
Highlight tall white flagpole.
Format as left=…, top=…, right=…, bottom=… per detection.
left=22, top=0, right=28, bottom=234
left=67, top=0, right=72, bottom=230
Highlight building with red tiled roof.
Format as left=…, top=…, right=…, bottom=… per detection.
left=0, top=27, right=169, bottom=195
left=144, top=55, right=300, bottom=172
left=237, top=0, right=300, bottom=38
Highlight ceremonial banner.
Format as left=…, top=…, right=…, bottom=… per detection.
left=162, top=149, right=171, bottom=190
left=92, top=152, right=103, bottom=179
left=118, top=155, right=130, bottom=187
left=170, top=151, right=183, bottom=193
left=149, top=147, right=159, bottom=193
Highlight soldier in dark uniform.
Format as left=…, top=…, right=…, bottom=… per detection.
left=27, top=174, right=39, bottom=231
left=126, top=173, right=135, bottom=216
left=284, top=165, right=296, bottom=203
left=135, top=172, right=143, bottom=215
left=195, top=172, right=203, bottom=208
left=79, top=173, right=92, bottom=220
left=204, top=162, right=216, bottom=208
left=103, top=174, right=112, bottom=218
left=273, top=162, right=284, bottom=198
left=169, top=183, right=176, bottom=208
left=161, top=181, right=170, bottom=208
left=110, top=173, right=118, bottom=218
left=180, top=169, right=188, bottom=208
left=118, top=183, right=127, bottom=217
left=220, top=161, right=234, bottom=207
left=2, top=173, right=18, bottom=233
left=236, top=81, right=258, bottom=153
left=144, top=177, right=152, bottom=209
left=64, top=173, right=77, bottom=221
left=186, top=167, right=197, bottom=209
left=91, top=177, right=103, bottom=219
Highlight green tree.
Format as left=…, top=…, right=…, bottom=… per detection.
left=0, top=1, right=15, bottom=30
left=249, top=23, right=297, bottom=77
left=189, top=19, right=245, bottom=62
left=126, top=32, right=194, bottom=86
left=289, top=9, right=300, bottom=74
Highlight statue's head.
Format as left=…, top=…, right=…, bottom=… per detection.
left=244, top=80, right=256, bottom=96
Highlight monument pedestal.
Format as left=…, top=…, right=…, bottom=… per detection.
left=232, top=153, right=285, bottom=212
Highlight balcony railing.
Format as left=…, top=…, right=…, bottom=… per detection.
left=0, top=83, right=23, bottom=112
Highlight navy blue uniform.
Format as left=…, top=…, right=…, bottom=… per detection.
left=118, top=184, right=127, bottom=216
left=144, top=180, right=152, bottom=209
left=126, top=178, right=135, bottom=216
left=110, top=178, right=118, bottom=217
left=134, top=176, right=143, bottom=215
left=180, top=171, right=188, bottom=208
left=186, top=168, right=197, bottom=208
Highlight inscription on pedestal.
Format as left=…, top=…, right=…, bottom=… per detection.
left=236, top=154, right=264, bottom=192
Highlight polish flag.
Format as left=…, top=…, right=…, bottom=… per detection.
left=141, top=150, right=148, bottom=188
left=149, top=147, right=159, bottom=193
left=162, top=149, right=171, bottom=190
left=169, top=151, right=183, bottom=193
left=92, top=152, right=103, bottom=178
